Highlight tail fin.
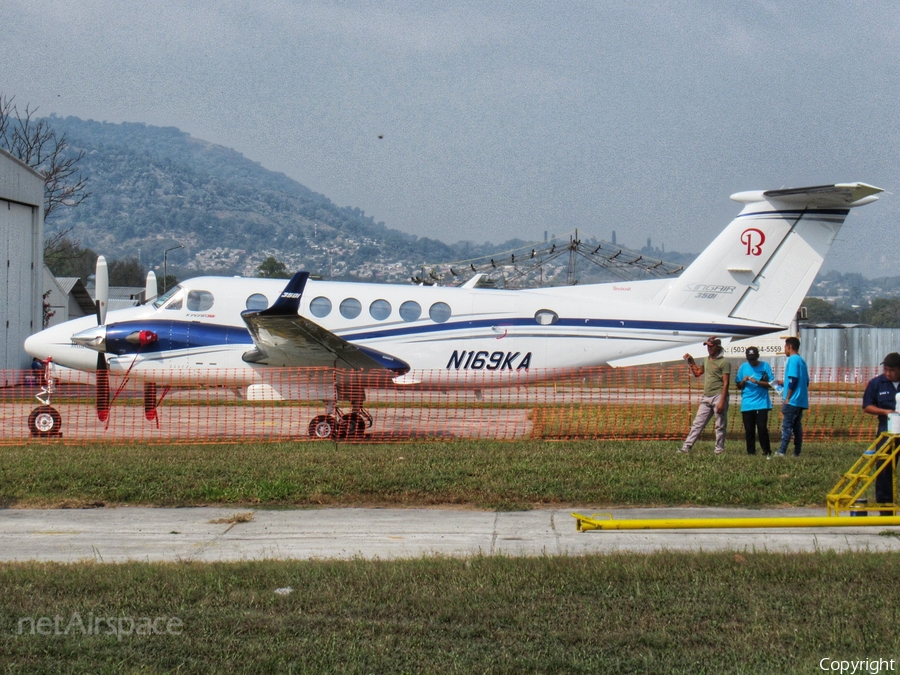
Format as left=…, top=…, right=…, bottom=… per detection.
left=658, top=183, right=882, bottom=326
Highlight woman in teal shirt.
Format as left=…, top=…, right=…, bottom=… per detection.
left=736, top=346, right=775, bottom=456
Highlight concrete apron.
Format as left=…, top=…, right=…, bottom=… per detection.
left=2, top=506, right=900, bottom=563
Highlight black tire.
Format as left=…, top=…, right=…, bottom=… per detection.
left=336, top=412, right=366, bottom=440
left=308, top=414, right=336, bottom=439
left=28, top=406, right=62, bottom=438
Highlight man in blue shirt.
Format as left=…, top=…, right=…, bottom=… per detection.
left=862, top=352, right=900, bottom=514
left=736, top=346, right=774, bottom=456
left=775, top=336, right=809, bottom=457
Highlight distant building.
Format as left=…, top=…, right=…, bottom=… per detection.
left=0, top=148, right=44, bottom=376
left=42, top=270, right=95, bottom=327
left=85, top=276, right=145, bottom=310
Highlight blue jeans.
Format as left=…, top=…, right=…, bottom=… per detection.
left=778, top=404, right=804, bottom=456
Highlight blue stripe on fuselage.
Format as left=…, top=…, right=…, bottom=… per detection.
left=104, top=316, right=777, bottom=354
left=339, top=317, right=778, bottom=342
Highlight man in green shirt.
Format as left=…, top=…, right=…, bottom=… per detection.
left=678, top=336, right=732, bottom=455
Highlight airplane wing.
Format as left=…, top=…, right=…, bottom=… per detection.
left=240, top=272, right=410, bottom=373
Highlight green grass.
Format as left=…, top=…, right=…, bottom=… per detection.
left=2, top=553, right=900, bottom=674
left=0, top=440, right=870, bottom=509
left=530, top=403, right=872, bottom=440
left=1, top=438, right=894, bottom=673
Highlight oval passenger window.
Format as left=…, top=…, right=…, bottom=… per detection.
left=310, top=296, right=332, bottom=318
left=399, top=301, right=421, bottom=322
left=340, top=298, right=362, bottom=319
left=429, top=302, right=451, bottom=324
left=369, top=299, right=391, bottom=321
left=246, top=293, right=268, bottom=311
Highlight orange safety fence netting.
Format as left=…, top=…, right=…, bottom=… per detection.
left=0, top=365, right=880, bottom=445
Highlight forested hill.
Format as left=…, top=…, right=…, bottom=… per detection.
left=43, top=115, right=700, bottom=285
left=44, top=115, right=465, bottom=278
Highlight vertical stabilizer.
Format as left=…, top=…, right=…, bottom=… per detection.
left=658, top=183, right=881, bottom=326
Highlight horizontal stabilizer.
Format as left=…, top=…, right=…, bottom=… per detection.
left=608, top=339, right=732, bottom=368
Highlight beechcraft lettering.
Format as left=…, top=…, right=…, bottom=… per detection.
left=685, top=284, right=736, bottom=297
left=446, top=350, right=532, bottom=370
left=23, top=182, right=883, bottom=440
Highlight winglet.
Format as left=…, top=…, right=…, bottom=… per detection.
left=250, top=272, right=309, bottom=317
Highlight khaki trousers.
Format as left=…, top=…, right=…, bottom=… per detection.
left=681, top=393, right=728, bottom=453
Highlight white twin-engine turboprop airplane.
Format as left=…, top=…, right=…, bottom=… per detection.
left=24, top=182, right=883, bottom=438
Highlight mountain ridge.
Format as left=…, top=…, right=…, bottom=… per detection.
left=43, top=115, right=696, bottom=286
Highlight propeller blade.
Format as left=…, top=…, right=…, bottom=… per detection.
left=96, top=352, right=110, bottom=422
left=95, top=255, right=109, bottom=326
left=144, top=270, right=157, bottom=304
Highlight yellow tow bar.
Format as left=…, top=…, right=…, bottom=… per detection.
left=572, top=512, right=900, bottom=531
left=575, top=433, right=900, bottom=532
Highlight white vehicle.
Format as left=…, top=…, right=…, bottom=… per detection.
left=24, top=182, right=882, bottom=438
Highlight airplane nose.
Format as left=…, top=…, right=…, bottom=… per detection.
left=71, top=325, right=108, bottom=352
left=23, top=332, right=48, bottom=359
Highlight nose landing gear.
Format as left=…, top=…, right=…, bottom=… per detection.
left=27, top=362, right=62, bottom=438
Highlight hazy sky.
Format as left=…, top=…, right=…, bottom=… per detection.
left=2, top=1, right=898, bottom=274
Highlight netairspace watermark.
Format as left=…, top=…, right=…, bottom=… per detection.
left=16, top=613, right=183, bottom=641
left=820, top=658, right=897, bottom=674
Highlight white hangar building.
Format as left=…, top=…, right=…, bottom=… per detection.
left=0, top=148, right=44, bottom=378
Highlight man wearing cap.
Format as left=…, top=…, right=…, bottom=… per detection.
left=774, top=336, right=809, bottom=457
left=736, top=346, right=774, bottom=456
left=678, top=336, right=731, bottom=455
left=862, top=352, right=900, bottom=514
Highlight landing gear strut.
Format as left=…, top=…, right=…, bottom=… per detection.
left=28, top=361, right=62, bottom=438
left=307, top=386, right=373, bottom=440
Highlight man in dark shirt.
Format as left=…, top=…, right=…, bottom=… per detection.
left=863, top=352, right=900, bottom=516
left=862, top=352, right=900, bottom=515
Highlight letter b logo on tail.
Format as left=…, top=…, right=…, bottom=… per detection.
left=741, top=228, right=765, bottom=256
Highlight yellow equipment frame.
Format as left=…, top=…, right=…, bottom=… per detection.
left=826, top=432, right=899, bottom=516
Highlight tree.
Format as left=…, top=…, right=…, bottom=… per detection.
left=108, top=257, right=147, bottom=287
left=0, top=94, right=90, bottom=220
left=257, top=256, right=289, bottom=278
left=42, top=290, right=55, bottom=329
left=44, top=235, right=97, bottom=282
left=156, top=275, right=179, bottom=297
left=861, top=298, right=900, bottom=328
left=801, top=297, right=860, bottom=324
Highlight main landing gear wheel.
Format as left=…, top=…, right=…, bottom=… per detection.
left=28, top=405, right=62, bottom=438
left=335, top=412, right=367, bottom=440
left=308, top=414, right=337, bottom=439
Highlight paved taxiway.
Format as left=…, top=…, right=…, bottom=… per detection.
left=3, top=507, right=900, bottom=563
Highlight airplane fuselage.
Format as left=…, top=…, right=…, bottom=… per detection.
left=26, top=274, right=779, bottom=388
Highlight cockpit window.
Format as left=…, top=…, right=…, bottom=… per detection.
left=187, top=290, right=214, bottom=312
left=154, top=286, right=184, bottom=311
